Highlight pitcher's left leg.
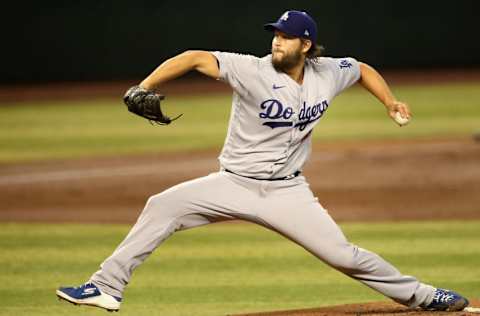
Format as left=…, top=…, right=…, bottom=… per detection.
left=257, top=179, right=434, bottom=308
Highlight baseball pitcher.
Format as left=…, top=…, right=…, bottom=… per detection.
left=56, top=10, right=469, bottom=313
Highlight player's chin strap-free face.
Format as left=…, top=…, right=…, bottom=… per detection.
left=123, top=85, right=182, bottom=125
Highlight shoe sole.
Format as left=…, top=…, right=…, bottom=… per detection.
left=446, top=298, right=469, bottom=312
left=426, top=298, right=470, bottom=312
left=56, top=290, right=119, bottom=312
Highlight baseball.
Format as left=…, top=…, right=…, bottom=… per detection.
left=394, top=111, right=410, bottom=126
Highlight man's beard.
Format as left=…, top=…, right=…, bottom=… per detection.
left=271, top=49, right=302, bottom=72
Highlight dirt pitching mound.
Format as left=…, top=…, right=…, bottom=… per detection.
left=231, top=300, right=480, bottom=316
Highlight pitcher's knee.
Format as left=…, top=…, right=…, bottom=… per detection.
left=324, top=243, right=372, bottom=273
left=140, top=191, right=185, bottom=220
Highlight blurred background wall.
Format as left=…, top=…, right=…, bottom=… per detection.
left=3, top=0, right=479, bottom=84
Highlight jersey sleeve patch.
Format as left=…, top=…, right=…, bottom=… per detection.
left=329, top=57, right=361, bottom=96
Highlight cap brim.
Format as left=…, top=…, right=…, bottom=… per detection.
left=264, top=22, right=302, bottom=39
left=264, top=22, right=285, bottom=32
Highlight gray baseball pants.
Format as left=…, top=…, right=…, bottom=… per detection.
left=90, top=171, right=434, bottom=307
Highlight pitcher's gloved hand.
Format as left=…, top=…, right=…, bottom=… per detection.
left=123, top=85, right=182, bottom=125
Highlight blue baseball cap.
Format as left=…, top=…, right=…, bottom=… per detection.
left=264, top=10, right=318, bottom=43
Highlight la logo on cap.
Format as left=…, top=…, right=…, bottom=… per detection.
left=281, top=12, right=289, bottom=21
left=304, top=29, right=310, bottom=36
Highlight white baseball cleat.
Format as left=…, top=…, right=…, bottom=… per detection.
left=56, top=282, right=121, bottom=312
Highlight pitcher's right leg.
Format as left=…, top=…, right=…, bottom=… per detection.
left=88, top=172, right=244, bottom=299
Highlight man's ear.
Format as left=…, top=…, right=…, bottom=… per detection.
left=302, top=39, right=312, bottom=53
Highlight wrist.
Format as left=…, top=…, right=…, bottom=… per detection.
left=139, top=79, right=156, bottom=91
left=384, top=99, right=397, bottom=111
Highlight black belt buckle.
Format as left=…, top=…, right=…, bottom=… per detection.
left=280, top=170, right=301, bottom=180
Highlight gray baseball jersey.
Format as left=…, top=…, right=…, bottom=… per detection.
left=89, top=52, right=436, bottom=310
left=211, top=52, right=360, bottom=179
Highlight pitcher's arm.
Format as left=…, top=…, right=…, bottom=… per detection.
left=140, top=51, right=219, bottom=91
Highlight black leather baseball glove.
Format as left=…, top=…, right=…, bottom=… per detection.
left=123, top=85, right=182, bottom=125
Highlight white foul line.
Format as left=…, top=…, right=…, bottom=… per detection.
left=0, top=158, right=217, bottom=185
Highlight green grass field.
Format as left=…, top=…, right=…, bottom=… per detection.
left=1, top=82, right=479, bottom=315
left=1, top=82, right=479, bottom=162
left=0, top=221, right=478, bottom=316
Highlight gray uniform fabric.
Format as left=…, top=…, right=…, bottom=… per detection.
left=90, top=52, right=435, bottom=308
left=214, top=53, right=359, bottom=179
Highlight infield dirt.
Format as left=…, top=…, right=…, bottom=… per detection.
left=1, top=137, right=479, bottom=223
